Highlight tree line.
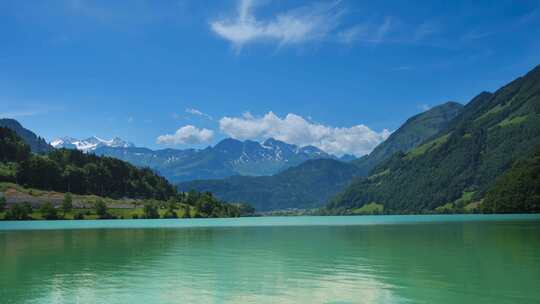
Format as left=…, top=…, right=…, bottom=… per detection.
left=0, top=127, right=254, bottom=219
left=0, top=191, right=255, bottom=220
left=482, top=146, right=540, bottom=213
left=327, top=66, right=540, bottom=214
left=1, top=126, right=175, bottom=199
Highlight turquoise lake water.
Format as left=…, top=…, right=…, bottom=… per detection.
left=1, top=214, right=539, bottom=303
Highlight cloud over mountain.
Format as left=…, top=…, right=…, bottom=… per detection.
left=219, top=111, right=390, bottom=156
left=157, top=125, right=214, bottom=145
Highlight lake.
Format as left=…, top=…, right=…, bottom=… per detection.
left=1, top=215, right=539, bottom=304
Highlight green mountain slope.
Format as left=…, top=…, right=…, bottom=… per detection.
left=482, top=146, right=540, bottom=213
left=179, top=159, right=361, bottom=211
left=178, top=102, right=464, bottom=211
left=329, top=64, right=540, bottom=213
left=0, top=119, right=53, bottom=154
left=353, top=102, right=463, bottom=176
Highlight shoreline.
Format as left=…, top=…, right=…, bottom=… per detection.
left=1, top=211, right=538, bottom=222
left=2, top=214, right=540, bottom=232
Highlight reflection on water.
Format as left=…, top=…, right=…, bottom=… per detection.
left=1, top=215, right=539, bottom=304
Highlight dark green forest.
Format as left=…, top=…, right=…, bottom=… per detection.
left=482, top=147, right=540, bottom=213
left=0, top=127, right=252, bottom=219
left=0, top=119, right=53, bottom=154
left=1, top=126, right=175, bottom=200
left=328, top=64, right=540, bottom=214
left=179, top=103, right=464, bottom=212
left=180, top=159, right=362, bottom=211
left=353, top=101, right=463, bottom=176
left=0, top=127, right=31, bottom=163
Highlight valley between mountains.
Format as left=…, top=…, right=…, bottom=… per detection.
left=2, top=64, right=540, bottom=215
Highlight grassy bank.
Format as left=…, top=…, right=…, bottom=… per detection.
left=0, top=182, right=254, bottom=220
left=11, top=207, right=196, bottom=220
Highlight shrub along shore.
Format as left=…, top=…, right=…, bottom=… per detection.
left=0, top=184, right=254, bottom=221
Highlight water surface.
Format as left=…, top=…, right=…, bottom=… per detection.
left=1, top=215, right=539, bottom=304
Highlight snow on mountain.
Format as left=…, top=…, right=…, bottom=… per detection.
left=51, top=136, right=134, bottom=152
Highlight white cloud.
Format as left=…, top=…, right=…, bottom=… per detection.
left=157, top=125, right=214, bottom=145
left=210, top=1, right=443, bottom=50
left=338, top=17, right=393, bottom=45
left=419, top=104, right=431, bottom=111
left=219, top=111, right=390, bottom=156
left=210, top=0, right=343, bottom=50
left=186, top=108, right=212, bottom=120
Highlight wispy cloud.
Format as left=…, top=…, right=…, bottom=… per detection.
left=339, top=17, right=442, bottom=47
left=460, top=28, right=494, bottom=43
left=0, top=110, right=43, bottom=118
left=453, top=5, right=539, bottom=47
left=0, top=103, right=60, bottom=118
left=515, top=6, right=540, bottom=27
left=219, top=111, right=390, bottom=156
left=186, top=108, right=213, bottom=120
left=338, top=17, right=393, bottom=45
left=210, top=0, right=344, bottom=51
left=210, top=0, right=447, bottom=51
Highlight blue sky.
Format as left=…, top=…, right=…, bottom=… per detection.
left=1, top=0, right=539, bottom=156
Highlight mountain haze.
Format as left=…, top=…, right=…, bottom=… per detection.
left=180, top=158, right=361, bottom=211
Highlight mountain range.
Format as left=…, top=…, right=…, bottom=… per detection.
left=328, top=64, right=540, bottom=214
left=51, top=136, right=340, bottom=182
left=51, top=136, right=134, bottom=152
left=180, top=102, right=463, bottom=211
left=2, top=64, right=538, bottom=214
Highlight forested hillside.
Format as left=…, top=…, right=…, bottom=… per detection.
left=353, top=102, right=463, bottom=176
left=0, top=127, right=31, bottom=163
left=0, top=119, right=53, bottom=153
left=329, top=64, right=540, bottom=214
left=482, top=146, right=540, bottom=213
left=180, top=159, right=361, bottom=211
left=1, top=126, right=175, bottom=200
left=179, top=103, right=464, bottom=211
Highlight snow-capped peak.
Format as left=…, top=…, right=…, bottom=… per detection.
left=50, top=136, right=134, bottom=152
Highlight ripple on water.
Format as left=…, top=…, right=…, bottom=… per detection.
left=0, top=215, right=539, bottom=304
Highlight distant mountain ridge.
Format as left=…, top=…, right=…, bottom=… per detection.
left=51, top=136, right=134, bottom=152
left=0, top=118, right=53, bottom=153
left=66, top=137, right=337, bottom=182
